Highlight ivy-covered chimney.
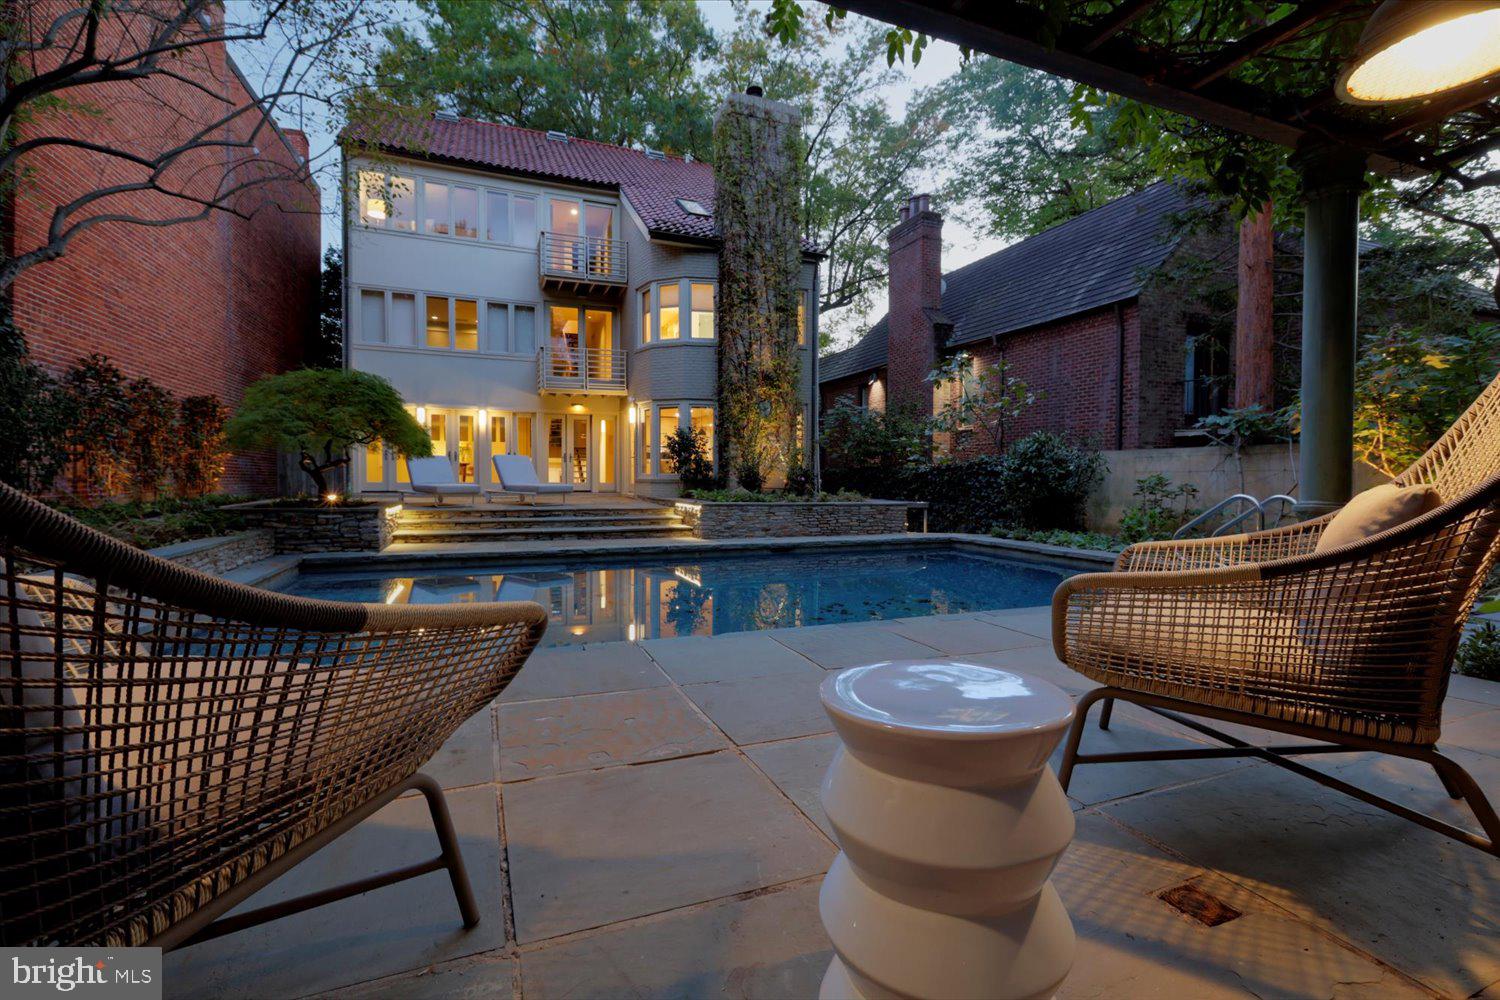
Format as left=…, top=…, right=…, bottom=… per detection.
left=714, top=87, right=805, bottom=484
left=886, top=194, right=943, bottom=416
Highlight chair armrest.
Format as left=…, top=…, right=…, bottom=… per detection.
left=1114, top=515, right=1331, bottom=572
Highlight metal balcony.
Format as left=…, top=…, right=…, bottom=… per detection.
left=538, top=231, right=627, bottom=298
left=537, top=344, right=627, bottom=395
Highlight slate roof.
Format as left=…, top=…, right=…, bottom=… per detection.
left=819, top=181, right=1195, bottom=383
left=343, top=114, right=718, bottom=242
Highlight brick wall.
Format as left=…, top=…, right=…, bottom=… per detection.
left=7, top=1, right=320, bottom=494
left=819, top=371, right=885, bottom=415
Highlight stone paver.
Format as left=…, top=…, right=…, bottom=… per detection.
left=519, top=880, right=830, bottom=999
left=500, top=641, right=670, bottom=702
left=497, top=686, right=726, bottom=780
left=877, top=613, right=1048, bottom=655
left=744, top=733, right=841, bottom=839
left=680, top=668, right=834, bottom=745
left=160, top=606, right=1500, bottom=1000
left=768, top=620, right=939, bottom=670
left=167, top=786, right=506, bottom=999
left=502, top=751, right=835, bottom=942
left=641, top=630, right=822, bottom=684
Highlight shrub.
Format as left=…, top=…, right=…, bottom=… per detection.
left=734, top=456, right=764, bottom=493
left=59, top=354, right=131, bottom=499
left=1119, top=473, right=1200, bottom=544
left=784, top=462, right=814, bottom=496
left=681, top=488, right=866, bottom=503
left=60, top=495, right=252, bottom=548
left=992, top=432, right=1104, bottom=531
left=665, top=426, right=717, bottom=491
left=1456, top=623, right=1500, bottom=683
left=896, top=456, right=1009, bottom=532
left=819, top=402, right=927, bottom=496
left=990, top=527, right=1125, bottom=552
left=174, top=395, right=229, bottom=498
left=0, top=314, right=69, bottom=494
left=123, top=378, right=178, bottom=500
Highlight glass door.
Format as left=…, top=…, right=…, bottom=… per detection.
left=424, top=408, right=477, bottom=484
left=569, top=415, right=592, bottom=491
left=584, top=203, right=615, bottom=277
left=548, top=197, right=582, bottom=273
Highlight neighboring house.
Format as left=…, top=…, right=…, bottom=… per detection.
left=341, top=96, right=820, bottom=500
left=7, top=6, right=320, bottom=494
left=820, top=183, right=1218, bottom=454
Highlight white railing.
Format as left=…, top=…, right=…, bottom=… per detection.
left=536, top=343, right=627, bottom=394
left=538, top=231, right=628, bottom=284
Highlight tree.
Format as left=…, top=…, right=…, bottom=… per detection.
left=377, top=0, right=717, bottom=158
left=927, top=351, right=1041, bottom=455
left=122, top=377, right=177, bottom=501
left=1, top=0, right=383, bottom=293
left=311, top=247, right=344, bottom=369
left=174, top=395, right=229, bottom=498
left=226, top=369, right=432, bottom=496
left=0, top=308, right=69, bottom=494
left=58, top=354, right=130, bottom=499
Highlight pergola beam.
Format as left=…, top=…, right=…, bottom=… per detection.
left=1080, top=0, right=1156, bottom=53
left=1182, top=0, right=1351, bottom=89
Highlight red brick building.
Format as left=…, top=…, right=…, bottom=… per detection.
left=5, top=3, right=321, bottom=493
left=820, top=183, right=1212, bottom=456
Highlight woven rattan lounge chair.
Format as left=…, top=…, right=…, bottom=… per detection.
left=1054, top=372, right=1500, bottom=856
left=0, top=482, right=546, bottom=948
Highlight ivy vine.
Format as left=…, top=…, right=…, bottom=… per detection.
left=714, top=94, right=806, bottom=485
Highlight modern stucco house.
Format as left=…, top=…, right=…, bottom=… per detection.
left=341, top=98, right=819, bottom=500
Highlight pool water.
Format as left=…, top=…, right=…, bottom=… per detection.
left=282, top=548, right=1075, bottom=648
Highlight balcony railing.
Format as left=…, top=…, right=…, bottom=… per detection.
left=537, top=343, right=627, bottom=395
left=538, top=231, right=627, bottom=295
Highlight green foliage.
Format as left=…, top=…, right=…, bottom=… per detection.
left=819, top=402, right=927, bottom=496
left=0, top=312, right=69, bottom=494
left=928, top=352, right=1040, bottom=454
left=1346, top=324, right=1500, bottom=478
left=227, top=369, right=430, bottom=495
left=665, top=426, right=718, bottom=492
left=310, top=247, right=344, bottom=369
left=174, top=396, right=230, bottom=499
left=59, top=355, right=130, bottom=498
left=58, top=495, right=253, bottom=549
left=993, top=432, right=1105, bottom=531
left=1456, top=623, right=1500, bottom=683
left=1195, top=404, right=1290, bottom=451
left=1119, top=474, right=1200, bottom=545
left=989, top=527, right=1125, bottom=553
left=378, top=0, right=717, bottom=158
left=732, top=457, right=765, bottom=494
left=714, top=87, right=805, bottom=485
left=122, top=378, right=177, bottom=501
left=784, top=462, right=814, bottom=496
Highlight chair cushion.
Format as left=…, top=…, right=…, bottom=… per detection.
left=1315, top=483, right=1442, bottom=553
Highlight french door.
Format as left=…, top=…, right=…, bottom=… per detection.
left=545, top=414, right=601, bottom=491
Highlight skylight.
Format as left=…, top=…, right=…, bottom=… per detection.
left=677, top=198, right=711, bottom=217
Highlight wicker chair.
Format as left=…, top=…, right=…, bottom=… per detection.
left=0, top=482, right=547, bottom=948
left=1053, top=371, right=1500, bottom=855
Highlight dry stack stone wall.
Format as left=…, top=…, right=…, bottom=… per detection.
left=677, top=500, right=909, bottom=539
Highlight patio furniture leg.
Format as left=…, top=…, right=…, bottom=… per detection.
left=1098, top=697, right=1114, bottom=731
left=1057, top=687, right=1112, bottom=792
left=160, top=772, right=481, bottom=950
left=1425, top=747, right=1500, bottom=847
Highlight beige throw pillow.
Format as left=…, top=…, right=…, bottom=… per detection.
left=1314, top=483, right=1442, bottom=553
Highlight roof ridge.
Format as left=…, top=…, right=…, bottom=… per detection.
left=432, top=114, right=710, bottom=170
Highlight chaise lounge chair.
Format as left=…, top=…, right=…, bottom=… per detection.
left=488, top=454, right=573, bottom=504
left=1053, top=371, right=1500, bottom=855
left=408, top=455, right=482, bottom=506
left=0, top=482, right=547, bottom=947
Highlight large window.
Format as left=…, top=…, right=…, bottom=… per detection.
left=452, top=186, right=479, bottom=239
left=424, top=183, right=450, bottom=236
left=391, top=293, right=416, bottom=346
left=637, top=405, right=652, bottom=476
left=638, top=402, right=715, bottom=478
left=691, top=284, right=715, bottom=339
left=424, top=295, right=479, bottom=350
left=355, top=287, right=535, bottom=355
left=358, top=171, right=416, bottom=231
left=426, top=295, right=450, bottom=347
left=360, top=290, right=385, bottom=343
left=658, top=283, right=680, bottom=341
left=658, top=407, right=680, bottom=473
left=797, top=291, right=808, bottom=346
left=640, top=288, right=653, bottom=345
left=515, top=305, right=537, bottom=354
left=454, top=299, right=479, bottom=351
left=691, top=406, right=715, bottom=459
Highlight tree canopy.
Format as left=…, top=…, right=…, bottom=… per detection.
left=226, top=369, right=431, bottom=495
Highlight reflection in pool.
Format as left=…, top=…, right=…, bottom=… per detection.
left=282, top=549, right=1074, bottom=648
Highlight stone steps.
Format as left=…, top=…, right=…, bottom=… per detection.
left=392, top=503, right=690, bottom=544
left=398, top=511, right=676, bottom=528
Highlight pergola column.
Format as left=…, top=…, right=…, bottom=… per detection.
left=1291, top=141, right=1367, bottom=520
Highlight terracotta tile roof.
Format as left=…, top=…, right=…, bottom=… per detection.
left=820, top=181, right=1195, bottom=383
left=343, top=114, right=719, bottom=242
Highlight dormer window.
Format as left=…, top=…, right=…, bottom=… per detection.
left=676, top=198, right=711, bottom=217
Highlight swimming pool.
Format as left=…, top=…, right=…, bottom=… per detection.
left=281, top=548, right=1076, bottom=647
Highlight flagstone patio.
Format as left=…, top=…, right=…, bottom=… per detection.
left=164, top=607, right=1500, bottom=999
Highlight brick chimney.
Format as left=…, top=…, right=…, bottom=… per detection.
left=885, top=194, right=944, bottom=416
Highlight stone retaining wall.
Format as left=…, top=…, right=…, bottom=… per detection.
left=151, top=530, right=275, bottom=574
left=227, top=500, right=401, bottom=552
left=674, top=500, right=911, bottom=539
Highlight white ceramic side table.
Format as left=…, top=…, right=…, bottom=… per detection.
left=817, top=659, right=1077, bottom=1000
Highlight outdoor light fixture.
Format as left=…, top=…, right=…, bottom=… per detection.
left=628, top=406, right=637, bottom=425
left=1337, top=0, right=1500, bottom=104
left=324, top=492, right=340, bottom=505
left=416, top=405, right=427, bottom=423
left=477, top=408, right=488, bottom=424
